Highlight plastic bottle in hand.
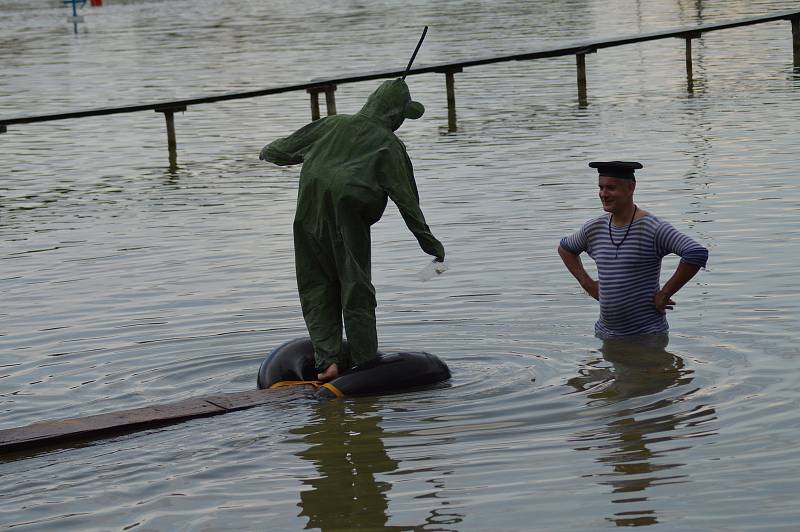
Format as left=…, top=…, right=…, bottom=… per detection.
left=418, top=259, right=448, bottom=281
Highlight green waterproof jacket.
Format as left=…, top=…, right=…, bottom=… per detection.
left=259, top=79, right=445, bottom=261
left=260, top=79, right=444, bottom=368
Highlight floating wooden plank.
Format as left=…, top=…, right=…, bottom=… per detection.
left=0, top=385, right=313, bottom=454
left=204, top=387, right=304, bottom=411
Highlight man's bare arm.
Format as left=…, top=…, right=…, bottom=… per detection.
left=654, top=261, right=702, bottom=313
left=558, top=245, right=598, bottom=300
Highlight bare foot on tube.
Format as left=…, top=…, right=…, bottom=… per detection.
left=317, top=363, right=339, bottom=382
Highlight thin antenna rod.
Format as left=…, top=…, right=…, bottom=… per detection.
left=402, top=26, right=428, bottom=80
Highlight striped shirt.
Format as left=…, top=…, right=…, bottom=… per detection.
left=560, top=214, right=708, bottom=338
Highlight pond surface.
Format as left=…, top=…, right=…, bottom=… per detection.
left=2, top=0, right=799, bottom=529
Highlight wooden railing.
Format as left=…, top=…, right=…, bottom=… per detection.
left=2, top=9, right=798, bottom=168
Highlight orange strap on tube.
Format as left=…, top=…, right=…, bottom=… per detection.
left=320, top=382, right=345, bottom=398
left=269, top=380, right=345, bottom=398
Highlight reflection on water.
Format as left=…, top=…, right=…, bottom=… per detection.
left=568, top=336, right=717, bottom=527
left=568, top=336, right=691, bottom=402
left=291, top=400, right=462, bottom=531
left=292, top=400, right=398, bottom=530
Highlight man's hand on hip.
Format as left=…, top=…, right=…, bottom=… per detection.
left=654, top=290, right=675, bottom=314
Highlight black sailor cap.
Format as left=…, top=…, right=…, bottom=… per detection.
left=589, top=161, right=643, bottom=179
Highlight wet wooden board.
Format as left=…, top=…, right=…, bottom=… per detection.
left=0, top=386, right=313, bottom=454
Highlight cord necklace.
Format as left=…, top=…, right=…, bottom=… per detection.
left=609, top=205, right=637, bottom=259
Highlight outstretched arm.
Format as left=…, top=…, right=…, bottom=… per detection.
left=259, top=117, right=332, bottom=166
left=654, top=261, right=702, bottom=313
left=558, top=245, right=598, bottom=300
left=382, top=148, right=445, bottom=260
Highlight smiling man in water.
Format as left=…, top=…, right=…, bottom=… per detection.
left=557, top=161, right=708, bottom=338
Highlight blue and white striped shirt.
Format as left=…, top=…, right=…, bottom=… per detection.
left=560, top=214, right=708, bottom=338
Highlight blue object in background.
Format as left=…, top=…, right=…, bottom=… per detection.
left=65, top=0, right=86, bottom=33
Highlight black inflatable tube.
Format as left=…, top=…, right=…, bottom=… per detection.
left=256, top=338, right=451, bottom=399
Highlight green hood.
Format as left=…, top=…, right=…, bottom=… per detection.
left=357, top=78, right=425, bottom=131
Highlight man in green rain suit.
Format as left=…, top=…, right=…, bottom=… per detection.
left=259, top=78, right=445, bottom=382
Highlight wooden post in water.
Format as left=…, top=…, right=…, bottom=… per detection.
left=576, top=53, right=588, bottom=107
left=307, top=88, right=321, bottom=121
left=307, top=85, right=336, bottom=120
left=682, top=32, right=699, bottom=93
left=437, top=67, right=462, bottom=133
left=446, top=70, right=456, bottom=133
left=324, top=85, right=337, bottom=116
left=685, top=37, right=694, bottom=92
left=446, top=69, right=458, bottom=133
left=165, top=112, right=177, bottom=169
left=791, top=16, right=800, bottom=68
left=155, top=105, right=186, bottom=170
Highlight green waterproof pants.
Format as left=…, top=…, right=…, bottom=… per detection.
left=293, top=221, right=378, bottom=370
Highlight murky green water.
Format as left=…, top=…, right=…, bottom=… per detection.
left=2, top=0, right=800, bottom=529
